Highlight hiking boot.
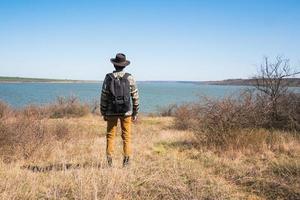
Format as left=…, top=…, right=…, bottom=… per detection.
left=123, top=156, right=130, bottom=167
left=107, top=156, right=113, bottom=167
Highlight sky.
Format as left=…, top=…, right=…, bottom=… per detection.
left=0, top=0, right=299, bottom=81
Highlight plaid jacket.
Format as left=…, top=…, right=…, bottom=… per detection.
left=100, top=70, right=139, bottom=116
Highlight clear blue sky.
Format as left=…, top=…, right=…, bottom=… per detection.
left=0, top=0, right=299, bottom=81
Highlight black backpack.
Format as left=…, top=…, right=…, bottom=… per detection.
left=107, top=73, right=131, bottom=113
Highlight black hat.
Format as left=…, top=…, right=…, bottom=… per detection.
left=110, top=53, right=130, bottom=67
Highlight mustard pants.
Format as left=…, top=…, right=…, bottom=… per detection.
left=106, top=116, right=132, bottom=157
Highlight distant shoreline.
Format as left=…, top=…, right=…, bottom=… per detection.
left=0, top=81, right=101, bottom=84
left=0, top=76, right=299, bottom=87
left=199, top=78, right=300, bottom=87
left=0, top=76, right=100, bottom=84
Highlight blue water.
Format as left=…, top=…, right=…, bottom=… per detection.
left=0, top=82, right=294, bottom=113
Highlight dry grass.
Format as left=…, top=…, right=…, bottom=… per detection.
left=0, top=112, right=299, bottom=199
left=0, top=96, right=98, bottom=164
left=0, top=101, right=11, bottom=119
left=0, top=96, right=299, bottom=199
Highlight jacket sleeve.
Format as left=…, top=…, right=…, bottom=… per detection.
left=128, top=75, right=139, bottom=116
left=100, top=75, right=110, bottom=116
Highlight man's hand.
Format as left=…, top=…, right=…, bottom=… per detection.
left=132, top=115, right=137, bottom=122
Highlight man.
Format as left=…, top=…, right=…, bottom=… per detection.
left=100, top=53, right=139, bottom=167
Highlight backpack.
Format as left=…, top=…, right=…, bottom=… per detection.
left=107, top=73, right=131, bottom=114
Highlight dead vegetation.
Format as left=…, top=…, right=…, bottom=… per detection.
left=254, top=56, right=300, bottom=129
left=0, top=116, right=71, bottom=162
left=1, top=96, right=92, bottom=119
left=0, top=101, right=11, bottom=118
left=0, top=107, right=299, bottom=199
left=158, top=56, right=300, bottom=199
left=173, top=56, right=300, bottom=150
left=0, top=96, right=93, bottom=162
left=173, top=91, right=299, bottom=149
left=47, top=96, right=91, bottom=118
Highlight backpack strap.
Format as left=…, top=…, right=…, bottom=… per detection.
left=123, top=73, right=131, bottom=80
left=105, top=73, right=116, bottom=97
left=107, top=73, right=114, bottom=80
left=122, top=73, right=131, bottom=99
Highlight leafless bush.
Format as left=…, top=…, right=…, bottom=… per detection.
left=0, top=97, right=89, bottom=161
left=275, top=92, right=300, bottom=130
left=20, top=105, right=48, bottom=119
left=0, top=117, right=48, bottom=161
left=175, top=91, right=261, bottom=146
left=176, top=91, right=260, bottom=128
left=174, top=90, right=300, bottom=147
left=173, top=104, right=201, bottom=130
left=1, top=96, right=95, bottom=120
left=0, top=116, right=70, bottom=162
left=158, top=104, right=178, bottom=116
left=47, top=96, right=90, bottom=118
left=254, top=56, right=300, bottom=127
left=173, top=56, right=300, bottom=148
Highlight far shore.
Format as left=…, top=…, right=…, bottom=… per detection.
left=0, top=81, right=101, bottom=84
left=1, top=76, right=300, bottom=87
left=0, top=76, right=100, bottom=84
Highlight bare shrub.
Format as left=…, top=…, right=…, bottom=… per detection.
left=173, top=56, right=300, bottom=149
left=284, top=93, right=300, bottom=130
left=158, top=104, right=178, bottom=117
left=173, top=90, right=300, bottom=148
left=254, top=56, right=300, bottom=128
left=174, top=91, right=263, bottom=147
left=48, top=96, right=90, bottom=118
left=174, top=104, right=200, bottom=130
left=0, top=116, right=71, bottom=161
left=1, top=96, right=94, bottom=120
left=0, top=117, right=48, bottom=161
left=20, top=105, right=48, bottom=119
left=265, top=92, right=300, bottom=130
left=176, top=91, right=261, bottom=128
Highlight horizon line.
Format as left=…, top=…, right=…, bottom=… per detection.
left=1, top=75, right=299, bottom=83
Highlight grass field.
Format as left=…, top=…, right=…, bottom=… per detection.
left=1, top=114, right=299, bottom=200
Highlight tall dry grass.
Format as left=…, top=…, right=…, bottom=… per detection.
left=0, top=115, right=259, bottom=200
left=0, top=101, right=11, bottom=118
left=0, top=96, right=92, bottom=162
left=0, top=116, right=70, bottom=162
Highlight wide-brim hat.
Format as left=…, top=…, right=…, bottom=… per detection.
left=110, top=53, right=130, bottom=67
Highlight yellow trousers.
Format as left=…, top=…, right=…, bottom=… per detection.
left=106, top=116, right=132, bottom=157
